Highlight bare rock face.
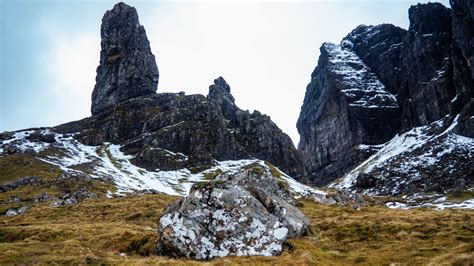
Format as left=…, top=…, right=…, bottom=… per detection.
left=401, top=3, right=455, bottom=129
left=56, top=77, right=303, bottom=179
left=298, top=2, right=474, bottom=187
left=156, top=165, right=309, bottom=259
left=91, top=2, right=159, bottom=115
left=451, top=0, right=474, bottom=137
left=296, top=39, right=401, bottom=185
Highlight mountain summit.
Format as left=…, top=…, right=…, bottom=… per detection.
left=91, top=2, right=159, bottom=115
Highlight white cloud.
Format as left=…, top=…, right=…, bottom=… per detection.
left=39, top=18, right=99, bottom=120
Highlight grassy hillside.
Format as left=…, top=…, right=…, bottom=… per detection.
left=0, top=153, right=472, bottom=264
left=1, top=194, right=473, bottom=265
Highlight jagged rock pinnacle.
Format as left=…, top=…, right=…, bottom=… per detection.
left=207, top=76, right=237, bottom=119
left=91, top=2, right=159, bottom=115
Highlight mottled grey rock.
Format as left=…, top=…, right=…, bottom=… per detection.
left=56, top=78, right=303, bottom=179
left=91, top=2, right=159, bottom=115
left=6, top=206, right=28, bottom=217
left=35, top=192, right=52, bottom=202
left=156, top=167, right=309, bottom=259
left=451, top=0, right=474, bottom=137
left=298, top=2, right=474, bottom=187
left=8, top=195, right=20, bottom=202
left=297, top=39, right=400, bottom=186
left=400, top=3, right=455, bottom=129
left=0, top=176, right=42, bottom=193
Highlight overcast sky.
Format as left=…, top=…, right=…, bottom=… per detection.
left=0, top=0, right=450, bottom=145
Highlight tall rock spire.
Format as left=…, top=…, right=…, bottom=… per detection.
left=91, top=2, right=159, bottom=115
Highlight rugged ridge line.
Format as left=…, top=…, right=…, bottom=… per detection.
left=297, top=1, right=474, bottom=189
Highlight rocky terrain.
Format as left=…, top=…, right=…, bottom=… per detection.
left=298, top=1, right=474, bottom=196
left=0, top=0, right=473, bottom=264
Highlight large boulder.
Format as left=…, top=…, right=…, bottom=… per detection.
left=91, top=2, right=159, bottom=115
left=156, top=165, right=309, bottom=259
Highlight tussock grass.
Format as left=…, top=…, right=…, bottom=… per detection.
left=0, top=195, right=472, bottom=265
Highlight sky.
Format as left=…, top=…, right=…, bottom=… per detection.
left=0, top=0, right=450, bottom=145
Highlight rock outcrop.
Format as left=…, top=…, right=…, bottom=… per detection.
left=156, top=164, right=309, bottom=259
left=298, top=2, right=474, bottom=187
left=57, top=77, right=303, bottom=179
left=91, top=2, right=159, bottom=115
left=332, top=116, right=474, bottom=196
left=451, top=0, right=474, bottom=137
left=297, top=40, right=401, bottom=185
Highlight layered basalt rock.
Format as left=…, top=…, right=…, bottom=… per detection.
left=57, top=78, right=303, bottom=178
left=451, top=0, right=474, bottom=137
left=91, top=2, right=159, bottom=115
left=298, top=2, right=474, bottom=187
left=296, top=40, right=401, bottom=185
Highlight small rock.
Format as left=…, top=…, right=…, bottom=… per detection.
left=35, top=192, right=52, bottom=202
left=64, top=197, right=78, bottom=205
left=8, top=195, right=20, bottom=202
left=6, top=206, right=28, bottom=217
left=0, top=176, right=42, bottom=193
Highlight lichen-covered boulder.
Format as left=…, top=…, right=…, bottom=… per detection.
left=156, top=167, right=309, bottom=259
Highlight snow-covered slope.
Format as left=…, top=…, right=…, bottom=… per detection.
left=331, top=116, right=474, bottom=196
left=325, top=41, right=398, bottom=109
left=0, top=129, right=326, bottom=200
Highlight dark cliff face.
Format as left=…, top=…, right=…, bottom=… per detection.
left=298, top=2, right=474, bottom=186
left=451, top=0, right=474, bottom=137
left=401, top=3, right=455, bottom=129
left=296, top=40, right=401, bottom=185
left=57, top=78, right=303, bottom=178
left=91, top=2, right=159, bottom=115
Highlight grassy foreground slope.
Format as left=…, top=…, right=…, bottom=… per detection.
left=1, top=194, right=473, bottom=265
left=0, top=153, right=472, bottom=264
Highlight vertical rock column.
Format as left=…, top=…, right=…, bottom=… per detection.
left=91, top=2, right=159, bottom=115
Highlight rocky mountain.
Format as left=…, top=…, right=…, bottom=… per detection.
left=1, top=1, right=473, bottom=263
left=297, top=1, right=474, bottom=195
left=49, top=2, right=302, bottom=180
left=0, top=2, right=322, bottom=260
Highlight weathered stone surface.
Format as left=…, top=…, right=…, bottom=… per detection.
left=0, top=176, right=42, bottom=193
left=156, top=166, right=309, bottom=259
left=400, top=3, right=455, bottom=129
left=91, top=2, right=159, bottom=115
left=451, top=0, right=474, bottom=137
left=298, top=2, right=474, bottom=187
left=334, top=117, right=474, bottom=196
left=343, top=24, right=407, bottom=96
left=58, top=78, right=304, bottom=178
left=5, top=206, right=28, bottom=217
left=297, top=39, right=401, bottom=186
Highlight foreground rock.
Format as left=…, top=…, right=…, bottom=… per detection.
left=156, top=165, right=309, bottom=259
left=91, top=2, right=159, bottom=115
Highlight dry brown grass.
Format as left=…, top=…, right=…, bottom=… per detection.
left=1, top=152, right=472, bottom=264
left=0, top=195, right=472, bottom=265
